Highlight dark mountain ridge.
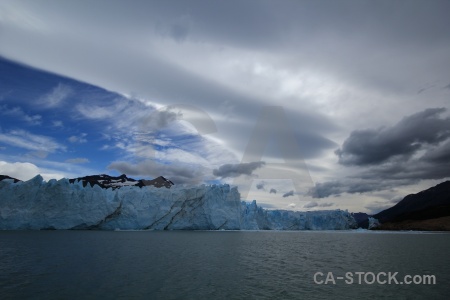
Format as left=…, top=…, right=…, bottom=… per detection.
left=351, top=212, right=370, bottom=228
left=373, top=181, right=450, bottom=223
left=0, top=174, right=174, bottom=189
left=69, top=174, right=174, bottom=189
left=0, top=175, right=21, bottom=183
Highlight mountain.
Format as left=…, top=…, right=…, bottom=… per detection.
left=0, top=175, right=357, bottom=230
left=140, top=176, right=174, bottom=188
left=0, top=175, right=21, bottom=183
left=351, top=212, right=369, bottom=228
left=1, top=173, right=175, bottom=190
left=373, top=181, right=450, bottom=231
left=68, top=174, right=139, bottom=189
left=68, top=174, right=174, bottom=189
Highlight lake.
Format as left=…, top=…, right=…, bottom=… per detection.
left=0, top=230, right=449, bottom=299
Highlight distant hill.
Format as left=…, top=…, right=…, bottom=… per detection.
left=351, top=212, right=369, bottom=228
left=373, top=181, right=450, bottom=231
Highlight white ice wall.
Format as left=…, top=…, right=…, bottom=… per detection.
left=0, top=175, right=356, bottom=230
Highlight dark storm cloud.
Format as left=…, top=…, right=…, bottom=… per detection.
left=282, top=190, right=294, bottom=198
left=336, top=108, right=450, bottom=166
left=304, top=201, right=332, bottom=209
left=303, top=201, right=318, bottom=209
left=422, top=140, right=450, bottom=163
left=256, top=182, right=265, bottom=190
left=310, top=137, right=450, bottom=198
left=310, top=148, right=450, bottom=198
left=213, top=161, right=265, bottom=178
left=362, top=152, right=450, bottom=182
left=308, top=179, right=417, bottom=199
left=308, top=181, right=345, bottom=198
left=314, top=108, right=450, bottom=198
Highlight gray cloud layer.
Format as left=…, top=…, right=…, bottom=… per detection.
left=282, top=190, right=294, bottom=198
left=213, top=161, right=265, bottom=178
left=256, top=182, right=265, bottom=190
left=336, top=108, right=450, bottom=166
left=1, top=1, right=450, bottom=210
left=312, top=108, right=450, bottom=198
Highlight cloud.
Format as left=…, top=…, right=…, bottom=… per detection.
left=1, top=1, right=450, bottom=213
left=287, top=203, right=296, bottom=209
left=0, top=104, right=42, bottom=125
left=364, top=201, right=395, bottom=215
left=213, top=161, right=265, bottom=178
left=310, top=147, right=450, bottom=197
left=38, top=83, right=73, bottom=107
left=52, top=120, right=63, bottom=127
left=303, top=201, right=332, bottom=209
left=74, top=97, right=211, bottom=159
left=218, top=100, right=236, bottom=120
left=72, top=93, right=236, bottom=183
left=75, top=98, right=128, bottom=121
left=0, top=160, right=64, bottom=181
left=421, top=139, right=450, bottom=164
left=308, top=181, right=345, bottom=198
left=0, top=161, right=39, bottom=180
left=68, top=133, right=87, bottom=144
left=256, top=181, right=265, bottom=190
left=269, top=188, right=277, bottom=194
left=335, top=108, right=450, bottom=166
left=282, top=190, right=294, bottom=198
left=311, top=108, right=450, bottom=198
left=308, top=179, right=415, bottom=199
left=303, top=201, right=318, bottom=208
left=0, top=129, right=66, bottom=152
left=74, top=96, right=181, bottom=135
left=139, top=106, right=182, bottom=133
left=27, top=150, right=49, bottom=159
left=65, top=158, right=89, bottom=164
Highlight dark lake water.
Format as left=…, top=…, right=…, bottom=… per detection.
left=0, top=230, right=449, bottom=299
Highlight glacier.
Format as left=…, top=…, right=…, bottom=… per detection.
left=0, top=175, right=357, bottom=230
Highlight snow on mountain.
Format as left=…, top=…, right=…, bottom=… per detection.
left=0, top=175, right=357, bottom=230
left=140, top=176, right=174, bottom=188
left=68, top=174, right=174, bottom=189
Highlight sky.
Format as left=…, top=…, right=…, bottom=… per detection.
left=1, top=0, right=450, bottom=213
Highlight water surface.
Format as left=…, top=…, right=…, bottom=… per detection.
left=0, top=230, right=449, bottom=299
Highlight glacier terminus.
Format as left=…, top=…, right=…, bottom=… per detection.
left=0, top=175, right=357, bottom=230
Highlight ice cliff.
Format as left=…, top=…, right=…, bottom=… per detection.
left=0, top=175, right=357, bottom=230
